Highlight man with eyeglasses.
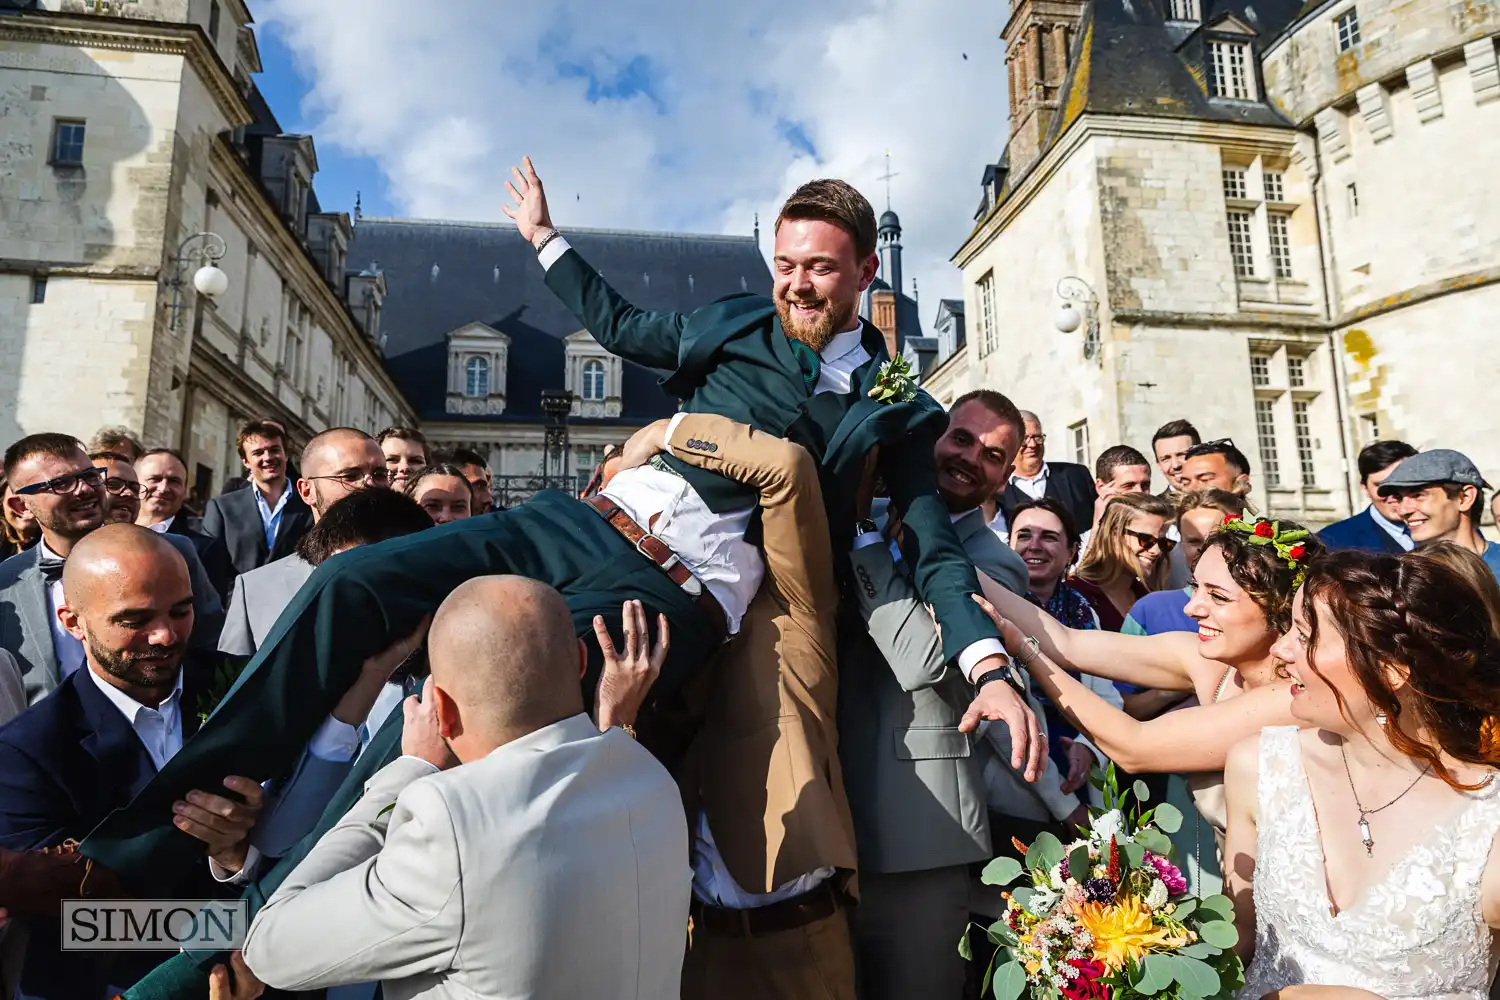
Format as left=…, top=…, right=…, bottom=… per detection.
left=996, top=410, right=1098, bottom=538
left=220, top=428, right=392, bottom=658
left=0, top=435, right=223, bottom=706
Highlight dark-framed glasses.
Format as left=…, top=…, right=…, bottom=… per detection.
left=102, top=477, right=140, bottom=497
left=1124, top=529, right=1177, bottom=554
left=306, top=468, right=392, bottom=488
left=14, top=466, right=107, bottom=497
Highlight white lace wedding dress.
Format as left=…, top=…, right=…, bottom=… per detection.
left=1240, top=727, right=1500, bottom=999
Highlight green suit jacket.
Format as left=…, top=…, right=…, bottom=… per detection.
left=544, top=246, right=1000, bottom=663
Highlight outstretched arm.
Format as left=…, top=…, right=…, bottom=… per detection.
left=974, top=571, right=1201, bottom=693
left=972, top=597, right=1298, bottom=773
left=505, top=157, right=686, bottom=370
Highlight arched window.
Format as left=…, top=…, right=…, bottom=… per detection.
left=582, top=360, right=606, bottom=401
left=465, top=356, right=490, bottom=397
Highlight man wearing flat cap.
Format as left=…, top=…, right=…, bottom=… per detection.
left=1378, top=448, right=1500, bottom=579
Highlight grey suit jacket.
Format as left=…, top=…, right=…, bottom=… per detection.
left=243, top=714, right=690, bottom=1000
left=840, top=505, right=1068, bottom=874
left=218, top=554, right=315, bottom=657
left=0, top=650, right=23, bottom=727
left=0, top=536, right=225, bottom=706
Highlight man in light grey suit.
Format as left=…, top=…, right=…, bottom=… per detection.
left=219, top=427, right=391, bottom=657
left=243, top=575, right=690, bottom=1000
left=0, top=434, right=223, bottom=705
left=842, top=390, right=1078, bottom=1000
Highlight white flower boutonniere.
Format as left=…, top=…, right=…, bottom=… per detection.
left=868, top=355, right=917, bottom=404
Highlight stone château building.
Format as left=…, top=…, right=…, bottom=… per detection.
left=944, top=0, right=1500, bottom=525
left=0, top=0, right=413, bottom=504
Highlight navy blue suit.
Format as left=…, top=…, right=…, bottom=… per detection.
left=1316, top=506, right=1407, bottom=554
left=0, top=666, right=220, bottom=999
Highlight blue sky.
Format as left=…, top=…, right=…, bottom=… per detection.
left=252, top=27, right=392, bottom=220
left=246, top=0, right=1008, bottom=305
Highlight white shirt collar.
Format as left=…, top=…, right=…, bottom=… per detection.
left=85, top=662, right=184, bottom=725
left=821, top=326, right=866, bottom=365
left=1011, top=463, right=1051, bottom=486
left=147, top=515, right=175, bottom=534
left=1367, top=503, right=1406, bottom=533
left=38, top=539, right=65, bottom=565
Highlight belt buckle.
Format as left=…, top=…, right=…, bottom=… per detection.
left=634, top=533, right=704, bottom=598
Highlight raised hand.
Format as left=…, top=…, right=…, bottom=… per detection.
left=500, top=156, right=554, bottom=246
left=173, top=775, right=264, bottom=874
left=594, top=600, right=670, bottom=731
left=332, top=615, right=431, bottom=726
left=617, top=418, right=674, bottom=473
left=208, top=953, right=265, bottom=1000
left=402, top=674, right=457, bottom=770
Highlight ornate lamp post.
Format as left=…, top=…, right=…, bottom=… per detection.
left=540, top=390, right=575, bottom=484
left=165, top=232, right=229, bottom=331
left=1053, top=275, right=1101, bottom=362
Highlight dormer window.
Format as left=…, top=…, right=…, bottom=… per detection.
left=445, top=322, right=510, bottom=415
left=465, top=357, right=490, bottom=398
left=1210, top=40, right=1256, bottom=99
left=1168, top=0, right=1200, bottom=22
left=565, top=331, right=623, bottom=418
left=581, top=360, right=606, bottom=401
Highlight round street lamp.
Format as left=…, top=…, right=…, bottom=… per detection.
left=193, top=262, right=230, bottom=298
left=1054, top=276, right=1101, bottom=361
left=166, top=232, right=229, bottom=330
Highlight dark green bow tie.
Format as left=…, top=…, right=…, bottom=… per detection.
left=789, top=340, right=821, bottom=394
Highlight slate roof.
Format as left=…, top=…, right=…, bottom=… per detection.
left=995, top=0, right=1304, bottom=209
left=346, top=219, right=772, bottom=424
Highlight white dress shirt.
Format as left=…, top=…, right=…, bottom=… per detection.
left=988, top=507, right=1008, bottom=544
left=1368, top=504, right=1415, bottom=551
left=253, top=483, right=291, bottom=553
left=1009, top=463, right=1050, bottom=501
left=38, top=541, right=86, bottom=680
left=146, top=516, right=174, bottom=534
left=85, top=661, right=186, bottom=770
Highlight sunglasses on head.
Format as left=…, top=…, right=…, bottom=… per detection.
left=1124, top=529, right=1178, bottom=554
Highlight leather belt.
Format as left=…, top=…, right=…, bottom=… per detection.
left=689, top=881, right=848, bottom=938
left=585, top=495, right=727, bottom=642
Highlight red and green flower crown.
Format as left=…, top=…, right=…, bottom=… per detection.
left=1220, top=515, right=1312, bottom=588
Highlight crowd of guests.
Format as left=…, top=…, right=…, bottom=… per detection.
left=0, top=403, right=1492, bottom=1000
left=0, top=158, right=1497, bottom=1000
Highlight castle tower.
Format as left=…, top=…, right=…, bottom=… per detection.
left=1002, top=0, right=1088, bottom=175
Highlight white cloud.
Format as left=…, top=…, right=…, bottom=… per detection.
left=250, top=0, right=1009, bottom=311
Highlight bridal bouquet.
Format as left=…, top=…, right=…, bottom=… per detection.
left=964, top=765, right=1244, bottom=1000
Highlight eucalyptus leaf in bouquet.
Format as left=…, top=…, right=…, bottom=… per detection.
left=961, top=763, right=1245, bottom=999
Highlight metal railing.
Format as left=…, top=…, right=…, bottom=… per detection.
left=491, top=474, right=582, bottom=509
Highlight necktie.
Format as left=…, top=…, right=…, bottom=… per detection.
left=790, top=340, right=822, bottom=394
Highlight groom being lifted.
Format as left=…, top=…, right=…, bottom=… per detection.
left=83, top=158, right=1041, bottom=887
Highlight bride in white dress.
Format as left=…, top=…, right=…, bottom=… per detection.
left=1224, top=546, right=1500, bottom=1000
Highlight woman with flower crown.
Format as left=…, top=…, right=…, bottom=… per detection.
left=1219, top=546, right=1500, bottom=1000
left=968, top=515, right=1321, bottom=892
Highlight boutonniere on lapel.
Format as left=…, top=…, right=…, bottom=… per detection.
left=194, top=656, right=249, bottom=729
left=868, top=355, right=917, bottom=405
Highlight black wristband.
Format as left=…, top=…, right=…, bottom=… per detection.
left=974, top=663, right=1025, bottom=698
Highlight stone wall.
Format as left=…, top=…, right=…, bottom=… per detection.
left=1266, top=4, right=1500, bottom=499
left=0, top=42, right=183, bottom=442
left=963, top=133, right=1111, bottom=461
